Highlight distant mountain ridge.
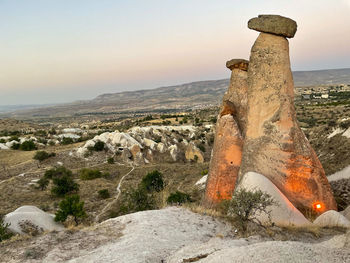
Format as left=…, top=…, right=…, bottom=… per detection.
left=2, top=68, right=350, bottom=120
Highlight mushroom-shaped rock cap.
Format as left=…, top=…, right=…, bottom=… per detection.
left=248, top=15, right=297, bottom=38
left=226, top=59, right=249, bottom=71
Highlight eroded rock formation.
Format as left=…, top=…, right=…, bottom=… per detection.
left=205, top=15, right=337, bottom=214
left=204, top=59, right=248, bottom=203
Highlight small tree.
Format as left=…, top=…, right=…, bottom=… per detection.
left=140, top=170, right=164, bottom=192
left=51, top=176, right=79, bottom=197
left=54, top=195, right=86, bottom=225
left=37, top=177, right=49, bottom=190
left=0, top=215, right=12, bottom=242
left=222, top=188, right=277, bottom=232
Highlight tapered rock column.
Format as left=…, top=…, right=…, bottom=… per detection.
left=239, top=15, right=337, bottom=213
left=204, top=59, right=248, bottom=204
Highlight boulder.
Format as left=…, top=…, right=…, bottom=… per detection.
left=0, top=143, right=9, bottom=150
left=185, top=143, right=204, bottom=163
left=342, top=206, right=350, bottom=221
left=226, top=59, right=249, bottom=71
left=4, top=206, right=64, bottom=234
left=157, top=142, right=166, bottom=153
left=239, top=30, right=337, bottom=213
left=168, top=145, right=178, bottom=161
left=130, top=144, right=145, bottom=166
left=195, top=174, right=208, bottom=190
left=143, top=138, right=157, bottom=150
left=237, top=172, right=311, bottom=226
left=248, top=14, right=297, bottom=38
left=313, top=210, right=350, bottom=228
left=122, top=148, right=132, bottom=162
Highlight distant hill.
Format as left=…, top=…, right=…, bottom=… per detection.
left=2, top=68, right=350, bottom=120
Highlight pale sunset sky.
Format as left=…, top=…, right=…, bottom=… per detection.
left=0, top=0, right=350, bottom=105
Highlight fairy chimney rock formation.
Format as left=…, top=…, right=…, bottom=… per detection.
left=248, top=15, right=297, bottom=38
left=204, top=59, right=248, bottom=204
left=239, top=14, right=337, bottom=213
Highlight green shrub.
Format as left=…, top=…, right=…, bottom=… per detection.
left=196, top=143, right=206, bottom=152
left=0, top=215, right=13, bottom=242
left=98, top=189, right=110, bottom=199
left=9, top=135, right=20, bottom=142
left=118, top=188, right=156, bottom=215
left=0, top=139, right=5, bottom=143
left=10, top=143, right=20, bottom=150
left=93, top=140, right=105, bottom=151
left=107, top=157, right=115, bottom=164
left=167, top=191, right=192, bottom=205
left=37, top=177, right=49, bottom=190
left=54, top=195, right=86, bottom=225
left=79, top=168, right=102, bottom=180
left=140, top=170, right=164, bottom=192
left=51, top=176, right=79, bottom=197
left=221, top=188, right=277, bottom=232
left=44, top=166, right=73, bottom=179
left=201, top=169, right=208, bottom=176
left=61, top=137, right=74, bottom=145
left=33, top=151, right=55, bottom=162
left=19, top=141, right=37, bottom=151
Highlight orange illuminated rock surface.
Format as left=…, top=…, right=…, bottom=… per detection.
left=204, top=60, right=247, bottom=204
left=204, top=114, right=243, bottom=203
left=204, top=15, right=337, bottom=215
left=239, top=21, right=337, bottom=213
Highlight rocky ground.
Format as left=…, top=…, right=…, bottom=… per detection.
left=1, top=207, right=349, bottom=263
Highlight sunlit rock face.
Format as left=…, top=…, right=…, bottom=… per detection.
left=204, top=15, right=337, bottom=215
left=204, top=60, right=248, bottom=204
left=239, top=30, right=337, bottom=213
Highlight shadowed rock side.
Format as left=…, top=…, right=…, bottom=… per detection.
left=204, top=60, right=248, bottom=204
left=239, top=32, right=337, bottom=213
left=223, top=60, right=249, bottom=136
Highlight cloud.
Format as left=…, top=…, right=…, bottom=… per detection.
left=344, top=0, right=350, bottom=7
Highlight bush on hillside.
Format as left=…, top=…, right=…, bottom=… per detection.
left=140, top=170, right=164, bottom=192
left=54, top=195, right=86, bottom=225
left=93, top=140, right=105, bottom=151
left=167, top=191, right=192, bottom=205
left=61, top=137, right=74, bottom=145
left=44, top=166, right=73, bottom=179
left=118, top=188, right=156, bottom=215
left=33, top=151, right=56, bottom=162
left=221, top=188, right=277, bottom=232
left=19, top=141, right=37, bottom=151
left=98, top=189, right=110, bottom=199
left=79, top=168, right=102, bottom=180
left=107, top=157, right=115, bottom=164
left=10, top=143, right=20, bottom=150
left=51, top=176, right=79, bottom=197
left=36, top=177, right=49, bottom=190
left=0, top=215, right=13, bottom=242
